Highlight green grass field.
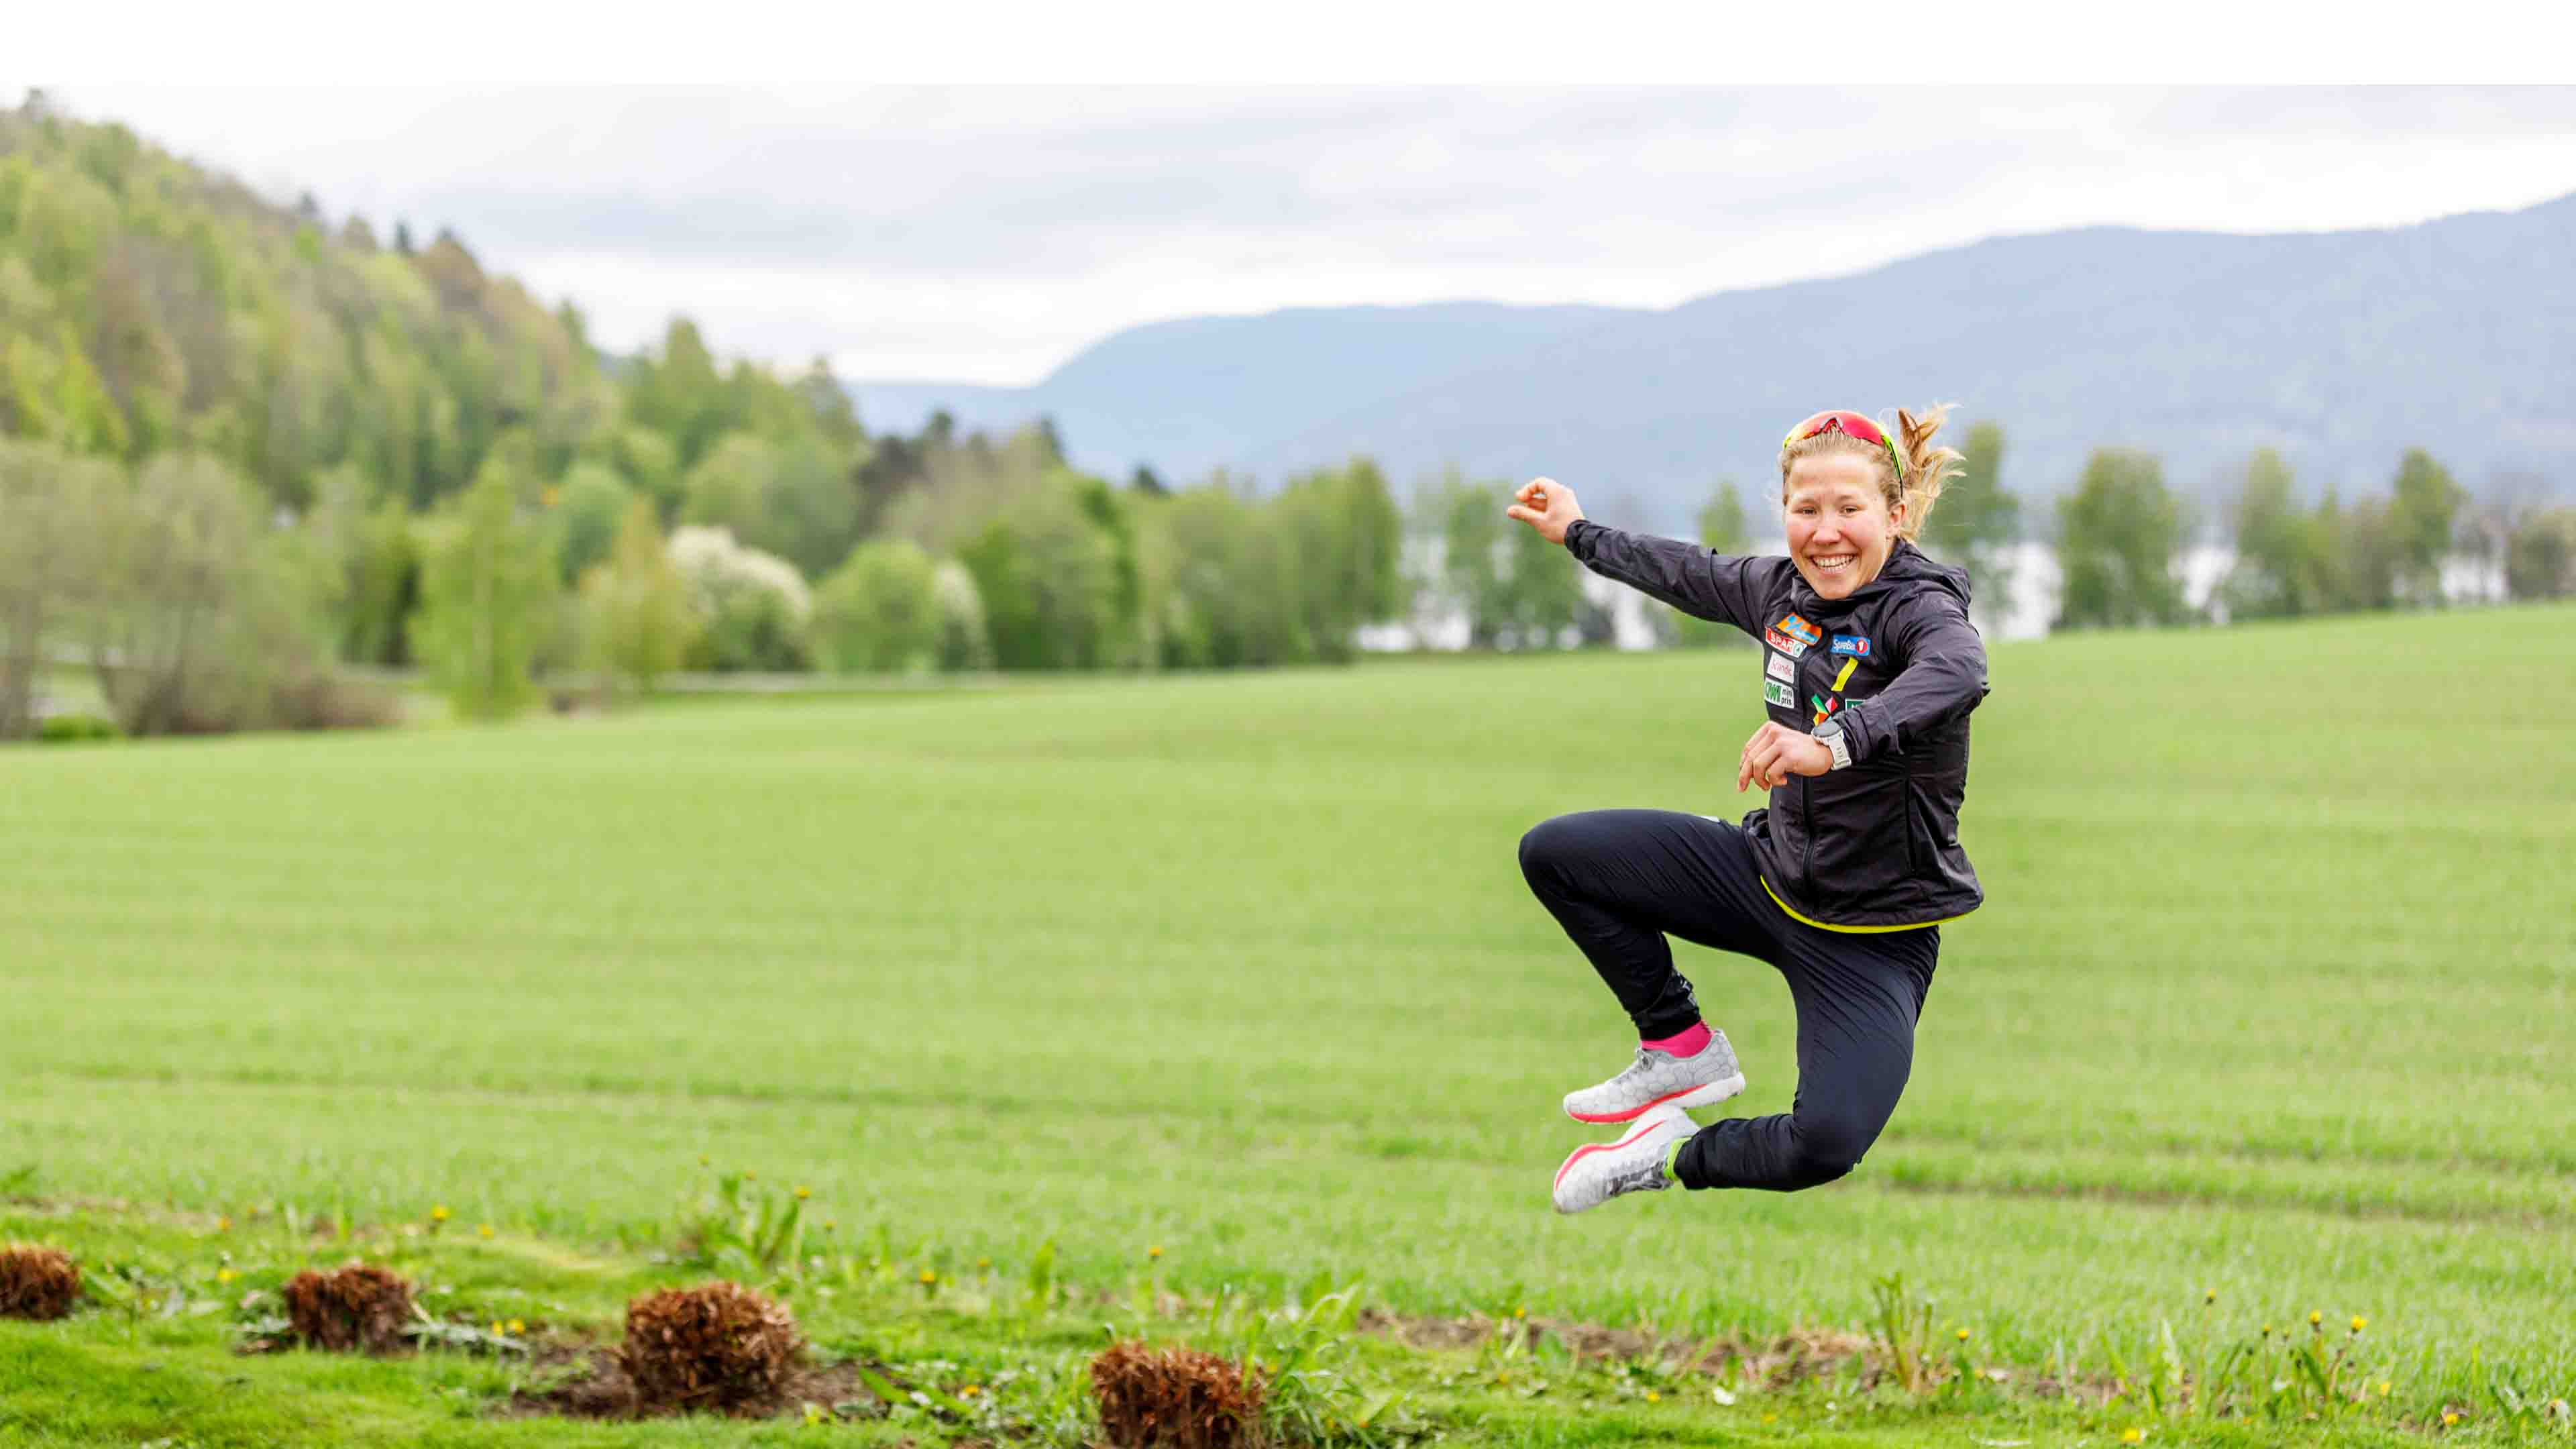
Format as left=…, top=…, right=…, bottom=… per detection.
left=4, top=604, right=2573, bottom=1446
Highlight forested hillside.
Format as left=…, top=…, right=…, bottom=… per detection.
left=0, top=97, right=1424, bottom=741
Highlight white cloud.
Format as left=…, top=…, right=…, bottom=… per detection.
left=16, top=84, right=2576, bottom=384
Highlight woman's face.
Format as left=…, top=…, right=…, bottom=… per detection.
left=1783, top=453, right=1903, bottom=600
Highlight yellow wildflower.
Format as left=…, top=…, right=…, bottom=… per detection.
left=2121, top=1429, right=2143, bottom=1445
left=1148, top=1245, right=1163, bottom=1259
left=431, top=1205, right=451, bottom=1222
left=507, top=1318, right=524, bottom=1334
left=2444, top=1411, right=2461, bottom=1426
left=794, top=1185, right=810, bottom=1199
left=2351, top=1315, right=2368, bottom=1333
left=478, top=1224, right=494, bottom=1239
left=216, top=1268, right=237, bottom=1285
left=216, top=1216, right=231, bottom=1232
left=1646, top=1391, right=1661, bottom=1403
left=918, top=1269, right=937, bottom=1285
left=961, top=1384, right=981, bottom=1397
left=2308, top=1310, right=2323, bottom=1328
left=1955, top=1328, right=1971, bottom=1342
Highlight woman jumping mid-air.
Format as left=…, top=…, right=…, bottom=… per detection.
left=1505, top=406, right=1986, bottom=1215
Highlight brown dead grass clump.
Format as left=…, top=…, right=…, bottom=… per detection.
left=282, top=1262, right=416, bottom=1353
left=1090, top=1339, right=1267, bottom=1449
left=617, top=1281, right=804, bottom=1413
left=0, top=1244, right=80, bottom=1320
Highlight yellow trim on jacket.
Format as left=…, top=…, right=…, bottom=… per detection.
left=1762, top=878, right=1972, bottom=934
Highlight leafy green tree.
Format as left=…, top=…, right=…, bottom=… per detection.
left=2054, top=449, right=2189, bottom=630
left=930, top=561, right=994, bottom=672
left=0, top=437, right=112, bottom=737
left=1421, top=472, right=1584, bottom=649
left=551, top=461, right=635, bottom=585
left=80, top=453, right=275, bottom=734
left=2505, top=508, right=2575, bottom=600
left=955, top=478, right=1122, bottom=669
left=811, top=538, right=941, bottom=674
left=667, top=525, right=812, bottom=673
left=413, top=452, right=557, bottom=719
left=2385, top=448, right=2465, bottom=606
left=2316, top=490, right=2398, bottom=612
left=1919, top=421, right=2019, bottom=625
left=678, top=432, right=777, bottom=543
left=757, top=433, right=861, bottom=582
left=2220, top=449, right=2330, bottom=620
left=581, top=499, right=696, bottom=693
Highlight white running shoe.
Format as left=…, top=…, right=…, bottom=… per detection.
left=1561, top=1028, right=1746, bottom=1124
left=1552, top=1104, right=1696, bottom=1215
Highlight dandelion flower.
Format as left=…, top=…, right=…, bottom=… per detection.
left=478, top=1224, right=494, bottom=1239
left=1955, top=1328, right=1972, bottom=1342
left=1515, top=1305, right=1527, bottom=1319
left=1762, top=1413, right=1778, bottom=1424
left=216, top=1268, right=237, bottom=1285
left=742, top=1171, right=755, bottom=1181
left=2378, top=1380, right=2392, bottom=1396
left=2261, top=1324, right=2272, bottom=1338
left=976, top=1257, right=991, bottom=1270
left=1646, top=1391, right=1662, bottom=1403
left=823, top=1220, right=837, bottom=1230
left=698, top=1154, right=710, bottom=1166
left=2444, top=1411, right=2461, bottom=1426
left=507, top=1318, right=524, bottom=1334
left=2308, top=1310, right=2323, bottom=1328
left=2204, top=1288, right=2216, bottom=1304
left=1148, top=1245, right=1163, bottom=1259
left=2121, top=1428, right=2143, bottom=1444
left=918, top=1269, right=937, bottom=1285
left=961, top=1384, right=981, bottom=1397
left=794, top=1186, right=810, bottom=1200
left=2351, top=1315, right=2367, bottom=1333
left=216, top=1216, right=231, bottom=1232
left=488, top=1320, right=503, bottom=1336
left=431, top=1205, right=451, bottom=1222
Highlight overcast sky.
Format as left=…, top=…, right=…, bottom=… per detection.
left=26, top=85, right=2576, bottom=385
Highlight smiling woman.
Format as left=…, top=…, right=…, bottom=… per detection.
left=1501, top=406, right=1985, bottom=1216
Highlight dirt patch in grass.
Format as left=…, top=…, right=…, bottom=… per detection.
left=498, top=1340, right=879, bottom=1421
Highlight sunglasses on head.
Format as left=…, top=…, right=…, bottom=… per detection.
left=1782, top=410, right=1904, bottom=484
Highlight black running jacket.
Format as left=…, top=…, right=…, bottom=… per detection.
left=1565, top=523, right=1988, bottom=929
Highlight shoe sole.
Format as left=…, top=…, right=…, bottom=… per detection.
left=1564, top=1071, right=1746, bottom=1125
left=1552, top=1112, right=1680, bottom=1193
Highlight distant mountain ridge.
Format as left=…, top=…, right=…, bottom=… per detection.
left=853, top=195, right=2576, bottom=528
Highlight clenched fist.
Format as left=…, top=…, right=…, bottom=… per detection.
left=1505, top=477, right=1585, bottom=545
left=1737, top=722, right=1833, bottom=792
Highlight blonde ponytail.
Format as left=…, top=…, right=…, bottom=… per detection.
left=1890, top=404, right=1964, bottom=540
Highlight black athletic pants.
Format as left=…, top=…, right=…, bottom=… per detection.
left=1517, top=809, right=1937, bottom=1193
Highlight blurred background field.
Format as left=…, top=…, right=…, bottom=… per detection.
left=7, top=605, right=2571, bottom=1393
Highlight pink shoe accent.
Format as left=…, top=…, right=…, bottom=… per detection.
left=1641, top=1022, right=1711, bottom=1057
left=1554, top=1116, right=1670, bottom=1191
left=1566, top=1081, right=1710, bottom=1125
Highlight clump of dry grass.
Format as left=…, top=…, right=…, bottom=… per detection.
left=617, top=1281, right=804, bottom=1413
left=1091, top=1339, right=1267, bottom=1449
left=0, top=1244, right=80, bottom=1320
left=281, top=1262, right=415, bottom=1353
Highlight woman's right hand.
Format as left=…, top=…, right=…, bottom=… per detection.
left=1505, top=477, right=1584, bottom=545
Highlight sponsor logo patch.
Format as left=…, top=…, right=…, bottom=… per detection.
left=1830, top=634, right=1872, bottom=657
left=1763, top=678, right=1795, bottom=708
left=1763, top=628, right=1809, bottom=658
left=1774, top=612, right=1822, bottom=647
left=1765, top=651, right=1794, bottom=683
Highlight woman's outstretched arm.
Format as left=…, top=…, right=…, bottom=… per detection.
left=1507, top=477, right=1785, bottom=639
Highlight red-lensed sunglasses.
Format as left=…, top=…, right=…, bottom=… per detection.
left=1782, top=409, right=1904, bottom=483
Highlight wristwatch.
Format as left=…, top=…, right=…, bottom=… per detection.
left=1815, top=722, right=1853, bottom=772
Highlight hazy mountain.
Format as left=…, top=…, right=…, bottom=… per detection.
left=851, top=302, right=1640, bottom=481
left=856, top=195, right=2576, bottom=529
